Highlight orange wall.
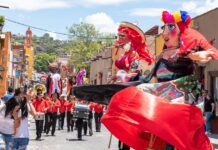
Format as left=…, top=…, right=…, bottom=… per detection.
left=0, top=32, right=11, bottom=96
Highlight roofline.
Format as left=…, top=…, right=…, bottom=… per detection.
left=193, top=7, right=218, bottom=20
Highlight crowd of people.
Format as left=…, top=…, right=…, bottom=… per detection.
left=0, top=86, right=105, bottom=150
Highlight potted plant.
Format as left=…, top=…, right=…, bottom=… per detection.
left=0, top=16, right=5, bottom=32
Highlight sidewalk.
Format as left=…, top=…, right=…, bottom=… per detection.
left=209, top=134, right=218, bottom=149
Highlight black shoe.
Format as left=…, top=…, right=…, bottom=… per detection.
left=51, top=134, right=55, bottom=136
left=58, top=128, right=60, bottom=130
left=78, top=137, right=82, bottom=141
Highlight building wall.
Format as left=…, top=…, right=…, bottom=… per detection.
left=155, top=34, right=164, bottom=56
left=25, top=47, right=34, bottom=80
left=192, top=8, right=218, bottom=93
left=90, top=48, right=112, bottom=85
left=12, top=45, right=25, bottom=88
left=0, top=32, right=11, bottom=96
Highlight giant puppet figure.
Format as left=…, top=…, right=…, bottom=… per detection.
left=46, top=61, right=62, bottom=97
left=74, top=10, right=218, bottom=150
left=114, top=22, right=154, bottom=71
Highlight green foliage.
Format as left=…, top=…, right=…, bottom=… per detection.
left=67, top=22, right=115, bottom=74
left=32, top=33, right=66, bottom=54
left=34, top=52, right=56, bottom=72
left=0, top=16, right=5, bottom=25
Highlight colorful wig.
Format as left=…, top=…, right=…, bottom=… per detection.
left=162, top=10, right=218, bottom=60
left=161, top=10, right=191, bottom=33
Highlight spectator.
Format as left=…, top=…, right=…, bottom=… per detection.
left=204, top=92, right=215, bottom=134
left=3, top=87, right=14, bottom=103
left=0, top=96, right=20, bottom=150
left=12, top=89, right=37, bottom=150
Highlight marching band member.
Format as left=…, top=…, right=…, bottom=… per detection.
left=32, top=89, right=47, bottom=140
left=65, top=95, right=76, bottom=132
left=58, top=94, right=67, bottom=130
left=43, top=93, right=50, bottom=133
left=94, top=103, right=104, bottom=132
left=46, top=93, right=60, bottom=136
left=88, top=102, right=95, bottom=136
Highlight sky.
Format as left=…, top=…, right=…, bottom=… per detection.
left=0, top=0, right=218, bottom=40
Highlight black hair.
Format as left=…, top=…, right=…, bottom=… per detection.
left=5, top=88, right=28, bottom=119
left=19, top=97, right=28, bottom=119
left=5, top=96, right=20, bottom=118
left=14, top=88, right=21, bottom=96
left=8, top=87, right=14, bottom=93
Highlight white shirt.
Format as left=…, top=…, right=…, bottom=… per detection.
left=14, top=118, right=29, bottom=138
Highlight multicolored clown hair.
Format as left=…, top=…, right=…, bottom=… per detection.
left=162, top=10, right=191, bottom=32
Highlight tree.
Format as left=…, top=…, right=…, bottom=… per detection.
left=34, top=52, right=56, bottom=72
left=32, top=33, right=65, bottom=54
left=67, top=22, right=115, bottom=73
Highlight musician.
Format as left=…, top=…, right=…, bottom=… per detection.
left=88, top=102, right=95, bottom=136
left=76, top=99, right=88, bottom=140
left=43, top=93, right=50, bottom=133
left=32, top=89, right=48, bottom=140
left=65, top=95, right=75, bottom=132
left=46, top=93, right=60, bottom=136
left=94, top=103, right=104, bottom=132
left=58, top=94, right=67, bottom=130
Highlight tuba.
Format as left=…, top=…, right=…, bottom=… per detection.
left=34, top=84, right=46, bottom=95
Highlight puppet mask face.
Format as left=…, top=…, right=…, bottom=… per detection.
left=161, top=23, right=180, bottom=48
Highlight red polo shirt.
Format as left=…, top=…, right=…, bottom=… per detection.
left=59, top=100, right=66, bottom=113
left=48, top=99, right=61, bottom=113
left=89, top=102, right=95, bottom=111
left=94, top=104, right=104, bottom=113
left=32, top=98, right=48, bottom=113
left=46, top=99, right=53, bottom=112
left=64, top=101, right=75, bottom=112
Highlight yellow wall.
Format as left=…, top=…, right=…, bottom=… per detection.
left=155, top=34, right=164, bottom=56
left=25, top=47, right=34, bottom=79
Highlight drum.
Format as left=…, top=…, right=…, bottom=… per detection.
left=34, top=112, right=45, bottom=120
left=72, top=103, right=89, bottom=121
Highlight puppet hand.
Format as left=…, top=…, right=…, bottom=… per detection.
left=188, top=50, right=214, bottom=63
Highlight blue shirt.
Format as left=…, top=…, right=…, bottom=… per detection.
left=3, top=93, right=14, bottom=103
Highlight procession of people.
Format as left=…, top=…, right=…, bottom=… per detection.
left=0, top=7, right=218, bottom=150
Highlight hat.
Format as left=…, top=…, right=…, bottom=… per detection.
left=60, top=94, right=67, bottom=97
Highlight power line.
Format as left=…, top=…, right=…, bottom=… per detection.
left=5, top=18, right=116, bottom=40
left=0, top=5, right=9, bottom=9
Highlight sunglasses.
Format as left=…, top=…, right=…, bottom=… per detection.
left=161, top=24, right=176, bottom=31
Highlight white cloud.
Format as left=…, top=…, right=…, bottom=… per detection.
left=84, top=13, right=118, bottom=33
left=83, top=0, right=134, bottom=6
left=0, top=0, right=134, bottom=11
left=1, top=0, right=71, bottom=11
left=181, top=1, right=197, bottom=12
left=47, top=32, right=57, bottom=40
left=182, top=0, right=218, bottom=15
left=130, top=8, right=169, bottom=17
